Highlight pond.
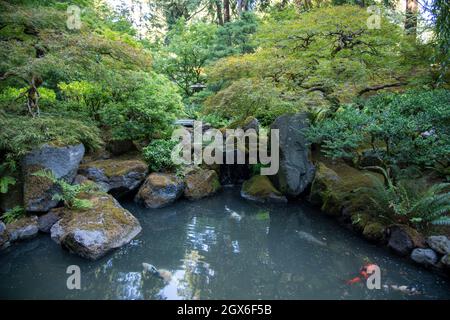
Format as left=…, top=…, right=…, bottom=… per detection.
left=1, top=187, right=449, bottom=299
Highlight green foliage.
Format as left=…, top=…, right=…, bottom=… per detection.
left=142, top=139, right=178, bottom=172
left=359, top=167, right=450, bottom=228
left=0, top=113, right=102, bottom=159
left=1, top=206, right=25, bottom=224
left=0, top=159, right=17, bottom=194
left=58, top=81, right=107, bottom=121
left=99, top=71, right=183, bottom=141
left=0, top=86, right=56, bottom=114
left=32, top=170, right=97, bottom=210
left=307, top=90, right=450, bottom=170
left=204, top=78, right=295, bottom=126
left=199, top=113, right=231, bottom=128
left=154, top=19, right=217, bottom=97
left=212, top=12, right=258, bottom=59
left=205, top=5, right=435, bottom=122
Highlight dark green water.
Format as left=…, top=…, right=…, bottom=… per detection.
left=1, top=187, right=449, bottom=299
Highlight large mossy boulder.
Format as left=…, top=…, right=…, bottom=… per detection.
left=387, top=224, right=425, bottom=256
left=6, top=215, right=39, bottom=242
left=78, top=158, right=148, bottom=198
left=309, top=162, right=342, bottom=215
left=309, top=161, right=382, bottom=217
left=22, top=144, right=85, bottom=212
left=50, top=193, right=142, bottom=260
left=135, top=173, right=185, bottom=208
left=270, top=113, right=315, bottom=197
left=241, top=175, right=287, bottom=203
left=184, top=168, right=221, bottom=200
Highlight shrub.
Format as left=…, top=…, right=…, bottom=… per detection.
left=99, top=71, right=183, bottom=142
left=142, top=139, right=178, bottom=172
left=307, top=90, right=450, bottom=170
left=58, top=81, right=109, bottom=121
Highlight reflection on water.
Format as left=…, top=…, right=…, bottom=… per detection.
left=1, top=187, right=450, bottom=300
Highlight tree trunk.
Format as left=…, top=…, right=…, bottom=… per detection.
left=216, top=0, right=224, bottom=25
left=405, top=0, right=418, bottom=37
left=224, top=0, right=230, bottom=23
left=237, top=0, right=243, bottom=16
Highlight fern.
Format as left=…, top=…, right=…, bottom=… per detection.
left=1, top=206, right=25, bottom=224
left=32, top=170, right=97, bottom=210
left=358, top=166, right=450, bottom=228
left=0, top=176, right=16, bottom=194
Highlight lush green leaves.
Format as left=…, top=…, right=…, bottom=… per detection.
left=142, top=139, right=179, bottom=172
left=308, top=90, right=450, bottom=170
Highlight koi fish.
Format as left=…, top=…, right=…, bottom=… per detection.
left=346, top=277, right=361, bottom=285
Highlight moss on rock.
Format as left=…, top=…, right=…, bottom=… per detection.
left=51, top=193, right=141, bottom=260
left=363, top=222, right=386, bottom=242
left=184, top=169, right=221, bottom=200
left=241, top=175, right=287, bottom=203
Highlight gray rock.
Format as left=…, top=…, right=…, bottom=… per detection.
left=269, top=113, right=315, bottom=196
left=78, top=158, right=148, bottom=198
left=50, top=193, right=141, bottom=260
left=411, top=248, right=439, bottom=266
left=0, top=221, right=10, bottom=249
left=427, top=235, right=450, bottom=255
left=6, top=215, right=39, bottom=242
left=441, top=254, right=450, bottom=268
left=242, top=117, right=260, bottom=134
left=135, top=173, right=184, bottom=208
left=22, top=144, right=85, bottom=212
left=387, top=225, right=425, bottom=256
left=38, top=209, right=63, bottom=233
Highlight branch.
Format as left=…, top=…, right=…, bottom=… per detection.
left=358, top=82, right=408, bottom=96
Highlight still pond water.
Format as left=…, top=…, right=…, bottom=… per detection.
left=1, top=187, right=449, bottom=299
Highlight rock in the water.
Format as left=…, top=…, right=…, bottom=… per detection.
left=50, top=194, right=142, bottom=260
left=411, top=248, right=438, bottom=267
left=78, top=158, right=148, bottom=197
left=241, top=175, right=287, bottom=203
left=441, top=254, right=450, bottom=268
left=184, top=169, right=221, bottom=200
left=270, top=113, right=315, bottom=197
left=0, top=221, right=10, bottom=249
left=6, top=215, right=39, bottom=242
left=387, top=225, right=425, bottom=256
left=362, top=222, right=386, bottom=242
left=38, top=208, right=64, bottom=233
left=22, top=144, right=85, bottom=212
left=135, top=173, right=184, bottom=208
left=427, top=236, right=450, bottom=255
